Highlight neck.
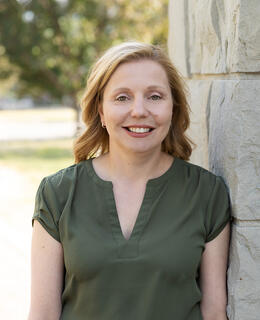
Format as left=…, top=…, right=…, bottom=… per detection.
left=102, top=147, right=173, bottom=184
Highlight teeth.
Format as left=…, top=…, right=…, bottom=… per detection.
left=128, top=127, right=151, bottom=133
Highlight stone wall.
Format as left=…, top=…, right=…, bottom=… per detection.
left=168, top=1, right=260, bottom=319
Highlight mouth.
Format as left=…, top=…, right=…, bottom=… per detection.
left=123, top=127, right=155, bottom=133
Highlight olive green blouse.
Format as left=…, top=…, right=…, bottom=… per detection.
left=32, top=157, right=232, bottom=320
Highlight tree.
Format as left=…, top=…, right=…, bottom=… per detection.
left=0, top=0, right=168, bottom=131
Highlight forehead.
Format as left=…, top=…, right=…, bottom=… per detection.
left=104, top=59, right=170, bottom=91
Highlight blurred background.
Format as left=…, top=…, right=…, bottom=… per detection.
left=0, top=0, right=168, bottom=318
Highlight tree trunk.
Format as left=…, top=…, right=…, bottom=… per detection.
left=71, top=97, right=83, bottom=138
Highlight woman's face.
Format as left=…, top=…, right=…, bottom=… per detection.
left=99, top=59, right=173, bottom=156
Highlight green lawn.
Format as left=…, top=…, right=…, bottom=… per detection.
left=0, top=112, right=78, bottom=320
left=0, top=138, right=75, bottom=179
left=0, top=108, right=78, bottom=228
left=0, top=138, right=76, bottom=231
left=0, top=107, right=77, bottom=178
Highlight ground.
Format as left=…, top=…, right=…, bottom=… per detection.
left=0, top=107, right=76, bottom=319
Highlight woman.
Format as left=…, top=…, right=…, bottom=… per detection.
left=28, top=41, right=232, bottom=320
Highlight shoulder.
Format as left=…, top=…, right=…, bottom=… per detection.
left=181, top=160, right=229, bottom=196
left=42, top=161, right=86, bottom=195
left=176, top=158, right=227, bottom=194
left=178, top=158, right=218, bottom=181
left=45, top=163, right=76, bottom=181
left=45, top=161, right=86, bottom=183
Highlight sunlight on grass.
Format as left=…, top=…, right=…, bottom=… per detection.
left=0, top=139, right=75, bottom=178
left=0, top=137, right=77, bottom=320
left=0, top=106, right=80, bottom=184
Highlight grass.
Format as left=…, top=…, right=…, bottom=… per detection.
left=0, top=107, right=77, bottom=176
left=0, top=107, right=79, bottom=320
left=0, top=139, right=75, bottom=177
left=0, top=138, right=76, bottom=240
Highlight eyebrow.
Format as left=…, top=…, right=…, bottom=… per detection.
left=112, top=85, right=167, bottom=93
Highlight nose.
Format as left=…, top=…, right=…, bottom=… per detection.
left=130, top=96, right=149, bottom=118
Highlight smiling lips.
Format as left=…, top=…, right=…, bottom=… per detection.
left=123, top=125, right=155, bottom=137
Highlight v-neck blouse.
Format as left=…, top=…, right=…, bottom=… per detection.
left=32, top=157, right=232, bottom=320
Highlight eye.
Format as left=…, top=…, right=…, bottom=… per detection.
left=149, top=94, right=162, bottom=101
left=115, top=95, right=129, bottom=102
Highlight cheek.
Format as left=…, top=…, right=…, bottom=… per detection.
left=154, top=106, right=173, bottom=126
left=105, top=111, right=121, bottom=123
left=103, top=106, right=126, bottom=128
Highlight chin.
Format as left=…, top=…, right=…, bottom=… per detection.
left=125, top=144, right=160, bottom=154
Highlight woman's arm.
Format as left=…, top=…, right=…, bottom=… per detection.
left=199, top=222, right=231, bottom=320
left=27, top=220, right=64, bottom=320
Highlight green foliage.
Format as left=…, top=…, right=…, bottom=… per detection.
left=0, top=0, right=168, bottom=106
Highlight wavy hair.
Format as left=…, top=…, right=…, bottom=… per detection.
left=73, top=41, right=196, bottom=163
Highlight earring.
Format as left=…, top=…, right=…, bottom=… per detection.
left=102, top=122, right=106, bottom=128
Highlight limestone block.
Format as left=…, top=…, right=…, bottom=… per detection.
left=185, top=80, right=212, bottom=169
left=188, top=0, right=228, bottom=74
left=168, top=0, right=189, bottom=77
left=227, top=225, right=260, bottom=319
left=227, top=0, right=260, bottom=72
left=168, top=0, right=260, bottom=75
left=207, top=80, right=260, bottom=219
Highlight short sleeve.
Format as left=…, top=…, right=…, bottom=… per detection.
left=32, top=176, right=61, bottom=242
left=205, top=175, right=233, bottom=242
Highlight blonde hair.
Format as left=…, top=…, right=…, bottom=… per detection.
left=73, top=41, right=196, bottom=163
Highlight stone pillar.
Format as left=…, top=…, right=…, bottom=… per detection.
left=168, top=1, right=260, bottom=319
